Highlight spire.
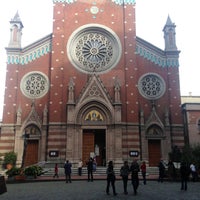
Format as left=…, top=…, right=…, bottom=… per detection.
left=8, top=11, right=24, bottom=48
left=163, top=15, right=177, bottom=51
left=12, top=11, right=23, bottom=24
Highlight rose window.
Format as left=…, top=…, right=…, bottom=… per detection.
left=67, top=25, right=121, bottom=74
left=138, top=73, right=166, bottom=100
left=20, top=72, right=49, bottom=99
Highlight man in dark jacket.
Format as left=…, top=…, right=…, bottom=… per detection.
left=120, top=161, right=130, bottom=195
left=158, top=159, right=165, bottom=182
left=87, top=157, right=94, bottom=182
left=180, top=162, right=190, bottom=191
left=64, top=160, right=72, bottom=183
left=130, top=159, right=140, bottom=195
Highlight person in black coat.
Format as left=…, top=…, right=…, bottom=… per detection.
left=130, top=159, right=140, bottom=195
left=158, top=159, right=165, bottom=182
left=120, top=161, right=130, bottom=195
left=87, top=157, right=94, bottom=182
left=64, top=160, right=72, bottom=183
left=106, top=161, right=117, bottom=196
left=180, top=162, right=190, bottom=191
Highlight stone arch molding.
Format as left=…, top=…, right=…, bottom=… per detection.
left=67, top=75, right=120, bottom=124
left=145, top=123, right=165, bottom=139
left=144, top=107, right=165, bottom=139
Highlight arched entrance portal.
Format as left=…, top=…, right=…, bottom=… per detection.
left=146, top=124, right=163, bottom=166
left=82, top=129, right=106, bottom=166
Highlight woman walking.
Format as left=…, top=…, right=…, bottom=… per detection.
left=140, top=161, right=146, bottom=184
left=53, top=163, right=59, bottom=178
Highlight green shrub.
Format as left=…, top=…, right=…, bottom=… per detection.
left=24, top=165, right=43, bottom=177
left=6, top=167, right=21, bottom=177
left=3, top=152, right=17, bottom=165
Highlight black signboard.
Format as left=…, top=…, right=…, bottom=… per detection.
left=49, top=150, right=59, bottom=157
left=129, top=150, right=139, bottom=157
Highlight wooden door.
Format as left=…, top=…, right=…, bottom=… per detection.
left=24, top=140, right=38, bottom=167
left=148, top=140, right=161, bottom=167
left=82, top=132, right=94, bottom=166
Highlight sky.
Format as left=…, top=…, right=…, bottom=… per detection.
left=0, top=0, right=199, bottom=118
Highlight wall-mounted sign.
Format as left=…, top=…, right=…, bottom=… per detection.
left=49, top=150, right=59, bottom=157
left=129, top=150, right=139, bottom=157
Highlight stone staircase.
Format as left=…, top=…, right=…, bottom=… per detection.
left=0, top=159, right=159, bottom=178
left=41, top=166, right=159, bottom=177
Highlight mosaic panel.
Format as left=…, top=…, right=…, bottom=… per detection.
left=136, top=45, right=179, bottom=68
left=7, top=42, right=51, bottom=65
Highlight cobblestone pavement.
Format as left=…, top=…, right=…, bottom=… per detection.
left=1, top=180, right=200, bottom=200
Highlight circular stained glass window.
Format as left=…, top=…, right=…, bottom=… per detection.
left=20, top=71, right=49, bottom=99
left=67, top=24, right=122, bottom=74
left=138, top=73, right=166, bottom=100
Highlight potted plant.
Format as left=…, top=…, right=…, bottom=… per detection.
left=24, top=165, right=43, bottom=179
left=6, top=167, right=25, bottom=181
left=6, top=166, right=20, bottom=180
left=3, top=152, right=17, bottom=170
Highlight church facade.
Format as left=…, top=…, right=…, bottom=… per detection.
left=0, top=0, right=185, bottom=167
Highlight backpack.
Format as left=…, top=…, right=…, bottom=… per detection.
left=120, top=166, right=129, bottom=177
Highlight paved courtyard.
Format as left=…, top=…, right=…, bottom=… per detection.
left=1, top=180, right=200, bottom=200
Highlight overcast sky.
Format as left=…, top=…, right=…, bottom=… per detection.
left=0, top=0, right=199, bottom=118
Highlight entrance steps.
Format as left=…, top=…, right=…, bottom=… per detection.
left=41, top=166, right=159, bottom=177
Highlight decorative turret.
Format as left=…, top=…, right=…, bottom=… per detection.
left=8, top=11, right=23, bottom=48
left=163, top=15, right=177, bottom=51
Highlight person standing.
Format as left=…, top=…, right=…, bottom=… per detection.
left=140, top=161, right=146, bottom=185
left=158, top=159, right=165, bottom=182
left=180, top=162, right=190, bottom=191
left=87, top=157, right=93, bottom=182
left=64, top=160, right=72, bottom=183
left=130, top=159, right=140, bottom=195
left=78, top=159, right=83, bottom=176
left=53, top=163, right=59, bottom=178
left=120, top=161, right=130, bottom=195
left=106, top=161, right=117, bottom=196
left=190, top=162, right=197, bottom=182
left=168, top=160, right=176, bottom=181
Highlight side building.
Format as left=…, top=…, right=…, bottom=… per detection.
left=181, top=95, right=200, bottom=146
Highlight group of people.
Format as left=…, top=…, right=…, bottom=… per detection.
left=106, top=159, right=146, bottom=196
left=53, top=160, right=73, bottom=183
left=158, top=159, right=199, bottom=191
left=52, top=158, right=198, bottom=194
left=53, top=157, right=96, bottom=183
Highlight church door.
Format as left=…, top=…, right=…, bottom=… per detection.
left=24, top=140, right=39, bottom=167
left=82, top=132, right=95, bottom=166
left=82, top=129, right=106, bottom=166
left=148, top=140, right=161, bottom=166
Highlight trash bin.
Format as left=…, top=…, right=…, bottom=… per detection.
left=0, top=176, right=7, bottom=195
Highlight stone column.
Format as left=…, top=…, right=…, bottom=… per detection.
left=114, top=126, right=123, bottom=167
left=14, top=127, right=24, bottom=167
